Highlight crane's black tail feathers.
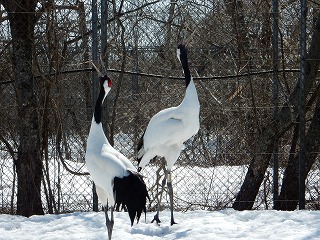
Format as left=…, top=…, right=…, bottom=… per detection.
left=113, top=172, right=149, bottom=226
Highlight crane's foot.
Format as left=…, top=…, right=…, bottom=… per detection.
left=151, top=213, right=161, bottom=225
left=106, top=220, right=114, bottom=240
left=171, top=218, right=177, bottom=226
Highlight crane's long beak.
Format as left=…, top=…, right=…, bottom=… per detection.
left=92, top=62, right=103, bottom=77
left=185, top=28, right=197, bottom=46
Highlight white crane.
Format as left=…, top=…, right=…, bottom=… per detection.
left=137, top=44, right=200, bottom=225
left=85, top=73, right=148, bottom=240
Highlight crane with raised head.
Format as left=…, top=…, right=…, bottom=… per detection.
left=137, top=44, right=200, bottom=225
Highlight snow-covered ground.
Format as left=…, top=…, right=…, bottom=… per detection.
left=1, top=209, right=320, bottom=240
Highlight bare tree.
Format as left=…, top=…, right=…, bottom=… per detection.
left=233, top=11, right=320, bottom=211
left=0, top=0, right=44, bottom=216
left=274, top=11, right=320, bottom=210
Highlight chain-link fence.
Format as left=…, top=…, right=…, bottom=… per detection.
left=0, top=0, right=320, bottom=214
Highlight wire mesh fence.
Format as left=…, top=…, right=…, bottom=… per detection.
left=0, top=0, right=320, bottom=214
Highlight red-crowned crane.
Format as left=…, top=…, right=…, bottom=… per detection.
left=85, top=73, right=148, bottom=240
left=137, top=44, right=200, bottom=225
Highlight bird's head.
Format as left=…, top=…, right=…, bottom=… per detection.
left=92, top=61, right=112, bottom=94
left=100, top=75, right=113, bottom=96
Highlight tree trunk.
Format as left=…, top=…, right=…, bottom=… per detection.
left=233, top=11, right=320, bottom=210
left=3, top=0, right=44, bottom=216
left=275, top=84, right=320, bottom=210
left=275, top=14, right=320, bottom=209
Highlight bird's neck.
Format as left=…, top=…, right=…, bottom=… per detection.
left=88, top=85, right=109, bottom=148
left=87, top=118, right=108, bottom=149
left=182, top=79, right=199, bottom=107
left=183, top=66, right=191, bottom=87
left=94, top=86, right=106, bottom=124
left=180, top=53, right=198, bottom=109
left=181, top=60, right=191, bottom=87
left=179, top=79, right=200, bottom=114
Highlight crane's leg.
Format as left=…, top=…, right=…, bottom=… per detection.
left=167, top=170, right=176, bottom=225
left=151, top=169, right=167, bottom=225
left=104, top=203, right=114, bottom=240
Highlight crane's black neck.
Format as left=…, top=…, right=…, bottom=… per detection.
left=182, top=61, right=191, bottom=88
left=179, top=49, right=192, bottom=87
left=94, top=84, right=105, bottom=124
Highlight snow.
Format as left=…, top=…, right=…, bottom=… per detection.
left=1, top=209, right=320, bottom=240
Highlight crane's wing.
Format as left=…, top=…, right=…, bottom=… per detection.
left=101, top=144, right=136, bottom=172
left=143, top=107, right=186, bottom=150
left=85, top=144, right=140, bottom=206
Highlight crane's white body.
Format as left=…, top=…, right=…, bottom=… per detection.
left=137, top=44, right=200, bottom=225
left=138, top=79, right=200, bottom=171
left=85, top=118, right=136, bottom=206
left=85, top=76, right=148, bottom=239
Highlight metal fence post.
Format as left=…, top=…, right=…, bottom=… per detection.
left=91, top=0, right=99, bottom=212
left=101, top=0, right=108, bottom=71
left=299, top=0, right=307, bottom=210
left=272, top=0, right=279, bottom=208
left=101, top=0, right=109, bottom=139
